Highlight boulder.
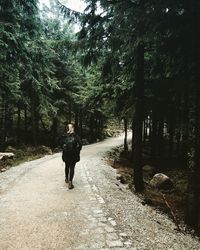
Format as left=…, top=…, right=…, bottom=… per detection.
left=150, top=173, right=173, bottom=190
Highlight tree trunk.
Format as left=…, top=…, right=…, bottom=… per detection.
left=133, top=41, right=144, bottom=192
left=35, top=110, right=40, bottom=143
left=31, top=96, right=37, bottom=146
left=185, top=83, right=200, bottom=232
left=143, top=118, right=147, bottom=145
left=182, top=87, right=189, bottom=141
left=17, top=103, right=21, bottom=144
left=124, top=117, right=128, bottom=152
left=79, top=109, right=83, bottom=139
left=157, top=113, right=164, bottom=155
left=69, top=102, right=72, bottom=123
left=75, top=109, right=79, bottom=132
left=151, top=101, right=158, bottom=160
left=24, top=105, right=28, bottom=144
left=89, top=113, right=94, bottom=142
left=94, top=114, right=98, bottom=139
left=0, top=95, right=4, bottom=150
left=1, top=98, right=9, bottom=151
left=7, top=104, right=13, bottom=135
left=168, top=107, right=175, bottom=159
left=185, top=0, right=200, bottom=232
left=51, top=117, right=58, bottom=147
left=131, top=114, right=135, bottom=158
left=97, top=116, right=101, bottom=138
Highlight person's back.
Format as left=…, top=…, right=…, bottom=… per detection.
left=62, top=132, right=82, bottom=163
left=60, top=124, right=82, bottom=189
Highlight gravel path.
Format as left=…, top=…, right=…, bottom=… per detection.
left=0, top=134, right=199, bottom=250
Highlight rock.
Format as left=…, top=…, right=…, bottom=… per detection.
left=150, top=173, right=174, bottom=190
left=0, top=152, right=15, bottom=161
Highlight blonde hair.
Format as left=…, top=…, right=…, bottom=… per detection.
left=67, top=123, right=74, bottom=133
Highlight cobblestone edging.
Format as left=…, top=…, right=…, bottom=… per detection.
left=69, top=160, right=134, bottom=250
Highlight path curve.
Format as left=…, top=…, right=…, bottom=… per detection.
left=0, top=134, right=199, bottom=250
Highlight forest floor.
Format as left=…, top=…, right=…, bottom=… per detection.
left=106, top=145, right=189, bottom=234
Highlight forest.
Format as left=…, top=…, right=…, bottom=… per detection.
left=0, top=0, right=200, bottom=233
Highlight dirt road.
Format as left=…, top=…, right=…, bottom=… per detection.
left=0, top=134, right=199, bottom=250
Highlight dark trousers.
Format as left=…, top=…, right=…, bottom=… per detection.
left=65, top=162, right=76, bottom=181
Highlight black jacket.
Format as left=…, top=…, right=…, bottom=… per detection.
left=60, top=133, right=82, bottom=164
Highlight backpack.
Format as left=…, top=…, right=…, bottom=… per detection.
left=62, top=135, right=77, bottom=153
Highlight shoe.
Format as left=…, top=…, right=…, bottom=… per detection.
left=68, top=181, right=74, bottom=189
left=65, top=178, right=69, bottom=183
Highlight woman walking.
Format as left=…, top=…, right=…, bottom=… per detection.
left=60, top=123, right=82, bottom=189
